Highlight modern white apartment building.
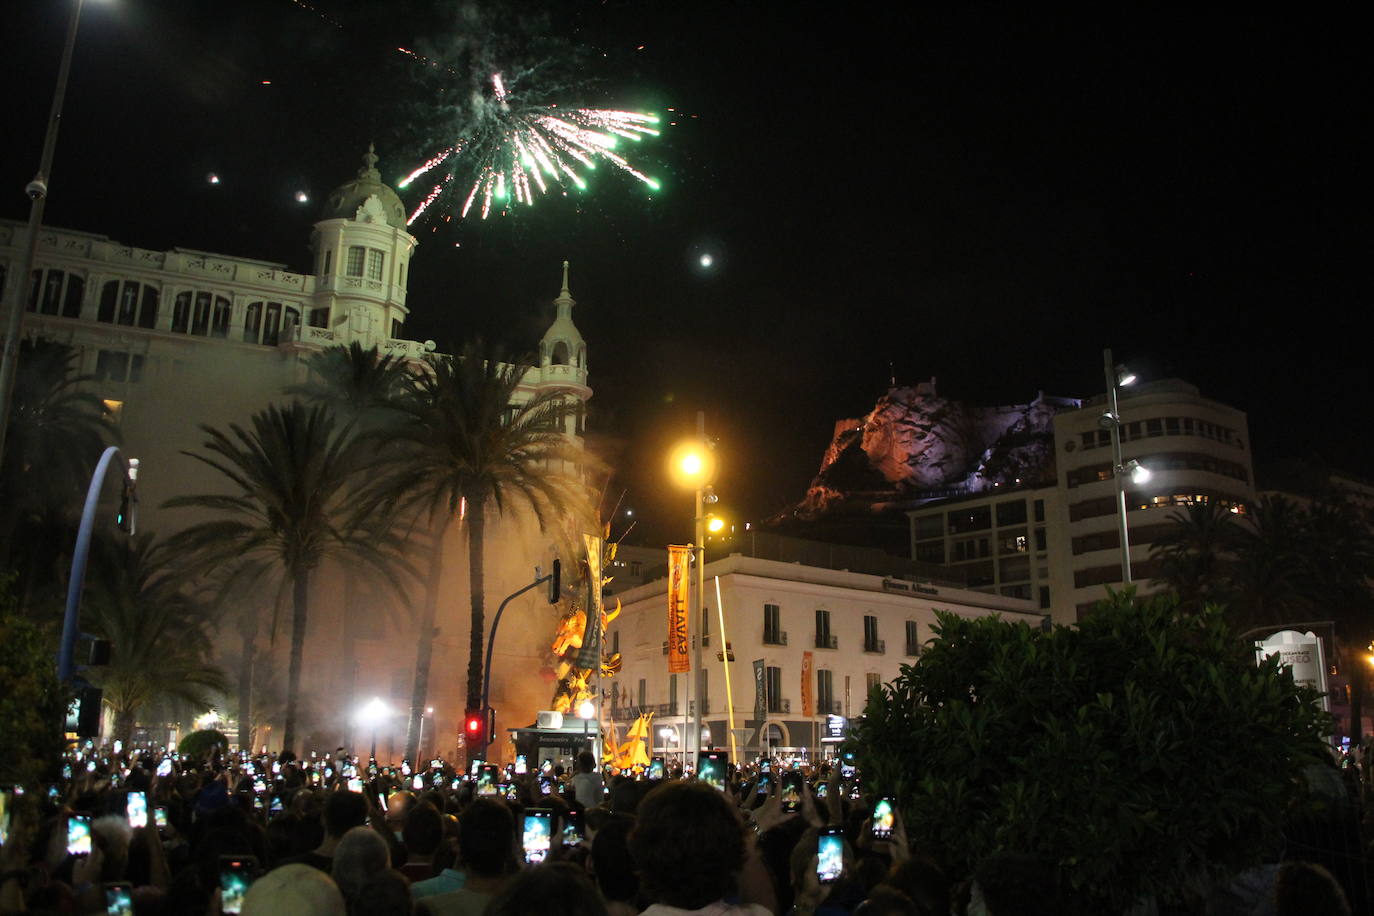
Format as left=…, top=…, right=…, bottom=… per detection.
left=907, top=378, right=1256, bottom=623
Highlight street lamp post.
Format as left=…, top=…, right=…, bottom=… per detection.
left=0, top=0, right=88, bottom=469
left=1102, top=348, right=1147, bottom=585
left=417, top=706, right=433, bottom=762
left=668, top=413, right=718, bottom=764
left=357, top=697, right=388, bottom=762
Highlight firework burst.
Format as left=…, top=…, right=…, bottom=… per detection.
left=400, top=70, right=661, bottom=224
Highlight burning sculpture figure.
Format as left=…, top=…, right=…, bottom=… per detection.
left=549, top=534, right=622, bottom=716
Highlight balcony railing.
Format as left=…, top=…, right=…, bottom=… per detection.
left=767, top=698, right=791, bottom=715
left=863, top=638, right=886, bottom=654
left=688, top=699, right=711, bottom=716
left=763, top=629, right=788, bottom=646
left=655, top=702, right=680, bottom=717
left=815, top=633, right=837, bottom=649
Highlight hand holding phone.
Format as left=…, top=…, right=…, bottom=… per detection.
left=125, top=790, right=148, bottom=829
left=66, top=814, right=92, bottom=857
left=817, top=827, right=843, bottom=884
left=871, top=797, right=896, bottom=840
left=219, top=856, right=257, bottom=915
left=522, top=809, right=552, bottom=864
left=105, top=882, right=134, bottom=916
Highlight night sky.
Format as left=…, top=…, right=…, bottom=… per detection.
left=3, top=1, right=1364, bottom=546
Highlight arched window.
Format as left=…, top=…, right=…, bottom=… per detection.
left=99, top=281, right=119, bottom=323
left=42, top=270, right=65, bottom=315
left=191, top=292, right=212, bottom=335
left=171, top=292, right=191, bottom=333
left=551, top=341, right=570, bottom=365
left=117, top=282, right=139, bottom=325
left=210, top=297, right=231, bottom=338
left=138, top=287, right=159, bottom=329
left=244, top=302, right=262, bottom=343
left=262, top=302, right=283, bottom=346
left=63, top=275, right=84, bottom=318
left=282, top=306, right=300, bottom=342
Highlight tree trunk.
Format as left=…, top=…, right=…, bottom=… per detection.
left=237, top=620, right=256, bottom=752
left=464, top=502, right=486, bottom=715
left=281, top=566, right=310, bottom=755
left=404, top=520, right=450, bottom=763
left=114, top=706, right=136, bottom=747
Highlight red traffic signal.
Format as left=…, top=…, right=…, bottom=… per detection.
left=465, top=710, right=485, bottom=748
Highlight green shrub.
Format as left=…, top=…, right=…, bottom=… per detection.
left=849, top=591, right=1331, bottom=913
left=178, top=728, right=229, bottom=758
left=0, top=590, right=67, bottom=786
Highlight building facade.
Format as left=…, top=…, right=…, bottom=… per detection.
left=605, top=550, right=1043, bottom=765
left=0, top=147, right=593, bottom=759
left=908, top=378, right=1256, bottom=623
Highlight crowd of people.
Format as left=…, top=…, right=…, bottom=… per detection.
left=0, top=742, right=1358, bottom=915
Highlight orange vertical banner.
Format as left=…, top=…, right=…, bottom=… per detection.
left=801, top=651, right=815, bottom=717
left=667, top=545, right=691, bottom=673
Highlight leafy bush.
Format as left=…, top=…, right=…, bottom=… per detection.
left=178, top=728, right=229, bottom=758
left=849, top=591, right=1331, bottom=913
left=0, top=581, right=67, bottom=786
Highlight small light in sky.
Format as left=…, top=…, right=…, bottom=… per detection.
left=294, top=190, right=309, bottom=203
left=625, top=509, right=634, bottom=517
left=207, top=173, right=221, bottom=185
left=261, top=80, right=272, bottom=86
left=699, top=253, right=714, bottom=269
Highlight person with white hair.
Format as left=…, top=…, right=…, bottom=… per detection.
left=242, top=863, right=345, bottom=915
left=330, top=825, right=393, bottom=907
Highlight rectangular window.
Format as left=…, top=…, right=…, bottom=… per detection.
left=367, top=249, right=385, bottom=281
left=948, top=505, right=992, bottom=534
left=915, top=541, right=945, bottom=564
left=817, top=669, right=834, bottom=713
left=637, top=678, right=646, bottom=709
left=1034, top=499, right=1045, bottom=522
left=96, top=350, right=129, bottom=382
left=913, top=515, right=943, bottom=540
left=346, top=246, right=365, bottom=277
left=668, top=673, right=678, bottom=711
left=815, top=609, right=833, bottom=648
left=764, top=603, right=783, bottom=644
left=766, top=666, right=782, bottom=713
left=865, top=672, right=881, bottom=695
left=995, top=500, right=1027, bottom=526
left=905, top=620, right=920, bottom=655
left=1039, top=586, right=1051, bottom=609
left=322, top=249, right=332, bottom=274
left=863, top=615, right=880, bottom=652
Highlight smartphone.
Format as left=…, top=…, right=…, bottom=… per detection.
left=781, top=771, right=803, bottom=813
left=538, top=775, right=553, bottom=796
left=522, top=808, right=552, bottom=864
left=126, top=790, right=148, bottom=829
left=154, top=806, right=169, bottom=828
left=759, top=758, right=771, bottom=774
left=270, top=795, right=283, bottom=814
left=471, top=758, right=484, bottom=778
left=219, top=856, right=256, bottom=915
left=649, top=756, right=665, bottom=780
left=271, top=762, right=281, bottom=775
left=105, top=882, right=134, bottom=916
left=562, top=810, right=584, bottom=845
left=815, top=781, right=829, bottom=799
left=0, top=789, right=12, bottom=846
left=113, top=740, right=123, bottom=755
left=478, top=765, right=499, bottom=796
left=347, top=776, right=363, bottom=793
left=156, top=759, right=172, bottom=778
left=252, top=777, right=267, bottom=795
left=401, top=761, right=411, bottom=776
left=412, top=775, right=424, bottom=790
left=872, top=797, right=896, bottom=839
left=698, top=752, right=728, bottom=791
left=67, top=813, right=92, bottom=856
left=756, top=773, right=771, bottom=795
left=540, top=758, right=553, bottom=774
left=514, top=754, right=528, bottom=775
left=817, top=827, right=843, bottom=884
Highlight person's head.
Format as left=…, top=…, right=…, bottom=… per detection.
left=589, top=813, right=638, bottom=905
left=322, top=790, right=369, bottom=839
left=970, top=852, right=1061, bottom=916
left=631, top=781, right=746, bottom=909
left=459, top=798, right=516, bottom=879
left=330, top=826, right=391, bottom=902
left=576, top=751, right=596, bottom=774
left=384, top=790, right=415, bottom=831
left=484, top=862, right=608, bottom=916
left=402, top=801, right=443, bottom=860
left=242, top=863, right=345, bottom=916
left=883, top=855, right=950, bottom=916
left=351, top=869, right=414, bottom=916
left=1275, top=861, right=1350, bottom=916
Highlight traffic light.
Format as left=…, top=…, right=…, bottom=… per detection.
left=464, top=709, right=485, bottom=749
left=116, top=463, right=138, bottom=535
left=548, top=558, right=561, bottom=604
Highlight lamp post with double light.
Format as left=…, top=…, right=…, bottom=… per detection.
left=1101, top=348, right=1151, bottom=584
left=668, top=413, right=719, bottom=762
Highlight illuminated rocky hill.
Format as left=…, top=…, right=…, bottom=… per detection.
left=782, top=379, right=1081, bottom=525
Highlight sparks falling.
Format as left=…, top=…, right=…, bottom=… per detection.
left=400, top=72, right=661, bottom=224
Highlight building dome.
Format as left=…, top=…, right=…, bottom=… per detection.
left=320, top=144, right=407, bottom=229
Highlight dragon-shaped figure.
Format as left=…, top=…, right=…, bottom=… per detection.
left=549, top=535, right=623, bottom=715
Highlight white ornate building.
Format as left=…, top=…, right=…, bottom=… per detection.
left=0, top=147, right=593, bottom=758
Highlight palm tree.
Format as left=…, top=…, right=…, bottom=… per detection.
left=367, top=341, right=595, bottom=762
left=83, top=532, right=227, bottom=744
left=1226, top=495, right=1314, bottom=630
left=164, top=402, right=402, bottom=754
left=0, top=338, right=113, bottom=578
left=1149, top=501, right=1241, bottom=613
left=286, top=342, right=411, bottom=425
